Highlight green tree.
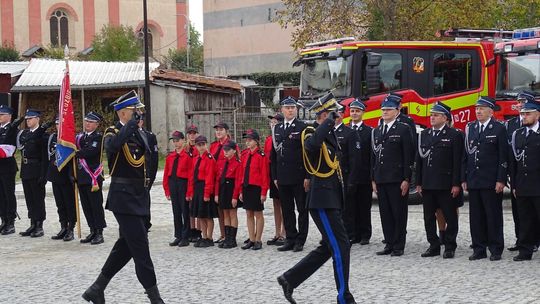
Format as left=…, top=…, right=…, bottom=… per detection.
left=166, top=24, right=204, bottom=74
left=90, top=25, right=139, bottom=62
left=0, top=42, right=20, bottom=61
left=36, top=45, right=66, bottom=59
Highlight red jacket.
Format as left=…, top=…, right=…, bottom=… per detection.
left=187, top=151, right=216, bottom=198
left=162, top=149, right=192, bottom=197
left=264, top=135, right=273, bottom=160
left=214, top=157, right=242, bottom=200
left=210, top=136, right=239, bottom=161
left=187, top=144, right=199, bottom=158
left=238, top=147, right=269, bottom=195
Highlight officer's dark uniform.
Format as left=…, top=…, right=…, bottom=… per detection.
left=464, top=97, right=508, bottom=260
left=46, top=131, right=76, bottom=241
left=509, top=98, right=540, bottom=261
left=271, top=96, right=309, bottom=251
left=345, top=100, right=373, bottom=244
left=279, top=94, right=355, bottom=304
left=141, top=119, right=158, bottom=229
left=76, top=112, right=106, bottom=245
left=416, top=102, right=463, bottom=258
left=372, top=95, right=414, bottom=256
left=506, top=113, right=522, bottom=248
left=82, top=91, right=164, bottom=304
left=18, top=109, right=51, bottom=238
left=0, top=105, right=22, bottom=235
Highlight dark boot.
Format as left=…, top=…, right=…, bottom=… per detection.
left=63, top=222, right=75, bottom=241
left=223, top=227, right=237, bottom=249
left=20, top=220, right=36, bottom=237
left=30, top=221, right=44, bottom=238
left=1, top=219, right=15, bottom=235
left=219, top=226, right=229, bottom=248
left=91, top=229, right=104, bottom=245
left=51, top=222, right=68, bottom=240
left=82, top=273, right=110, bottom=304
left=81, top=229, right=95, bottom=244
left=145, top=285, right=165, bottom=304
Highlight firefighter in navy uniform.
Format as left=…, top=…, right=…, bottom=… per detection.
left=463, top=96, right=508, bottom=261
left=505, top=91, right=534, bottom=252
left=416, top=102, right=463, bottom=259
left=47, top=117, right=76, bottom=241
left=17, top=109, right=52, bottom=238
left=271, top=96, right=310, bottom=252
left=510, top=98, right=540, bottom=261
left=82, top=91, right=165, bottom=304
left=0, top=105, right=23, bottom=235
left=76, top=111, right=107, bottom=245
left=278, top=93, right=356, bottom=304
left=372, top=94, right=414, bottom=256
left=345, top=99, right=373, bottom=245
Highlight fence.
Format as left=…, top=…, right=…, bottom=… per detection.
left=232, top=105, right=279, bottom=149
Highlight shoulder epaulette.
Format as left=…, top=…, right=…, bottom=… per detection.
left=258, top=150, right=265, bottom=156
left=105, top=126, right=119, bottom=134
left=207, top=153, right=213, bottom=159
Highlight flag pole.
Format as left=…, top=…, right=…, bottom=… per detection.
left=64, top=45, right=81, bottom=239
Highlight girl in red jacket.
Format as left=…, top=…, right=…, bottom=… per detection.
left=239, top=129, right=269, bottom=250
left=163, top=131, right=192, bottom=247
left=185, top=124, right=201, bottom=242
left=214, top=140, right=242, bottom=248
left=187, top=135, right=217, bottom=248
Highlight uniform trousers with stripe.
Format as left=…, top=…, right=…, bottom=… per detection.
left=283, top=208, right=354, bottom=304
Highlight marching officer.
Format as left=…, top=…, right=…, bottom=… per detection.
left=278, top=93, right=356, bottom=304
left=509, top=97, right=540, bottom=261
left=505, top=91, right=532, bottom=252
left=271, top=96, right=309, bottom=252
left=47, top=117, right=76, bottom=241
left=416, top=102, right=463, bottom=258
left=17, top=109, right=52, bottom=238
left=82, top=91, right=165, bottom=304
left=0, top=105, right=23, bottom=235
left=463, top=96, right=508, bottom=261
left=76, top=111, right=106, bottom=245
left=372, top=94, right=414, bottom=256
left=345, top=99, right=373, bottom=245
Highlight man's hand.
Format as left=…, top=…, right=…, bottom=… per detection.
left=274, top=180, right=278, bottom=189
left=329, top=111, right=340, bottom=120
left=166, top=195, right=171, bottom=201
left=372, top=181, right=377, bottom=194
left=203, top=196, right=210, bottom=202
left=185, top=196, right=192, bottom=201
left=303, top=179, right=310, bottom=192
left=132, top=111, right=141, bottom=122
left=495, top=182, right=505, bottom=194
left=400, top=180, right=409, bottom=197
left=239, top=194, right=243, bottom=201
left=260, top=196, right=266, bottom=203
left=416, top=185, right=422, bottom=197
left=461, top=182, right=467, bottom=192
left=451, top=186, right=460, bottom=198
left=513, top=189, right=516, bottom=198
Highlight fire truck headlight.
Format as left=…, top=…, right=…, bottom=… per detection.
left=504, top=44, right=513, bottom=52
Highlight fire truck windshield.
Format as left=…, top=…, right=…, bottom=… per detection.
left=497, top=53, right=540, bottom=96
left=300, top=56, right=352, bottom=98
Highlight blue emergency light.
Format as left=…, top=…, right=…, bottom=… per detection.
left=512, top=27, right=540, bottom=39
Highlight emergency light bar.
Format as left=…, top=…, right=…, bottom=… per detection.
left=512, top=27, right=540, bottom=39
left=305, top=37, right=356, bottom=48
left=437, top=28, right=513, bottom=39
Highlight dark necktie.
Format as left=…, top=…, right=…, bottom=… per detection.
left=480, top=124, right=485, bottom=135
left=383, top=124, right=388, bottom=136
left=193, top=157, right=202, bottom=182
left=285, top=122, right=290, bottom=130
left=353, top=125, right=358, bottom=131
left=171, top=153, right=180, bottom=178
left=220, top=160, right=229, bottom=184
left=243, top=153, right=252, bottom=188
left=434, top=129, right=440, bottom=137
left=214, top=144, right=223, bottom=159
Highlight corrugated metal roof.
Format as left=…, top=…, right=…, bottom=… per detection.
left=152, top=69, right=242, bottom=92
left=12, top=59, right=159, bottom=92
left=0, top=61, right=29, bottom=77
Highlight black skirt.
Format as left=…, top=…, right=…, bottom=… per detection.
left=191, top=181, right=218, bottom=218
left=242, top=185, right=264, bottom=211
left=218, top=178, right=236, bottom=210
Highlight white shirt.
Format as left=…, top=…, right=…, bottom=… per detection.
left=284, top=118, right=295, bottom=128
left=0, top=123, right=8, bottom=128
left=478, top=118, right=491, bottom=131
left=351, top=121, right=363, bottom=129
left=30, top=126, right=39, bottom=132
left=383, top=119, right=396, bottom=131
left=334, top=122, right=343, bottom=131
left=527, top=122, right=539, bottom=134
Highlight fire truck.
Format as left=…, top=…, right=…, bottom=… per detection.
left=296, top=27, right=540, bottom=129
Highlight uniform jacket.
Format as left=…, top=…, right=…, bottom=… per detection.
left=510, top=126, right=540, bottom=196
left=46, top=133, right=73, bottom=184
left=162, top=149, right=192, bottom=197
left=238, top=147, right=269, bottom=195
left=347, top=122, right=372, bottom=185
left=304, top=118, right=343, bottom=209
left=214, top=156, right=242, bottom=199
left=0, top=120, right=22, bottom=173
left=18, top=126, right=48, bottom=180
left=371, top=121, right=414, bottom=184
left=463, top=119, right=508, bottom=189
left=210, top=136, right=236, bottom=161
left=271, top=118, right=308, bottom=185
left=416, top=126, right=463, bottom=190
left=505, top=117, right=521, bottom=188
left=145, top=129, right=159, bottom=186
left=75, top=131, right=104, bottom=186
left=334, top=123, right=354, bottom=179
left=187, top=151, right=215, bottom=199
left=104, top=120, right=151, bottom=216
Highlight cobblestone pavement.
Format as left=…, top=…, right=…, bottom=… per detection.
left=1, top=176, right=539, bottom=304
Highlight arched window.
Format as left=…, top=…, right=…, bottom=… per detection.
left=137, top=28, right=154, bottom=57
left=50, top=10, right=69, bottom=47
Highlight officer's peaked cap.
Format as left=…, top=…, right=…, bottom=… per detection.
left=308, top=92, right=342, bottom=115
left=430, top=101, right=452, bottom=120
left=110, top=90, right=144, bottom=111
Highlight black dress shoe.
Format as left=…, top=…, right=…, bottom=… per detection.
left=443, top=250, right=455, bottom=259
left=241, top=241, right=254, bottom=250
left=19, top=222, right=35, bottom=237
left=1, top=220, right=15, bottom=235
left=51, top=226, right=67, bottom=240
left=513, top=254, right=532, bottom=261
left=277, top=275, right=296, bottom=304
left=91, top=230, right=104, bottom=245
left=490, top=254, right=502, bottom=261
left=468, top=252, right=487, bottom=261
left=292, top=244, right=304, bottom=252
left=359, top=239, right=370, bottom=245
left=252, top=241, right=262, bottom=250
left=169, top=238, right=181, bottom=246
left=80, top=231, right=95, bottom=244
left=277, top=242, right=295, bottom=252
left=30, top=221, right=44, bottom=238
left=178, top=239, right=190, bottom=247
left=391, top=250, right=404, bottom=257
left=243, top=238, right=250, bottom=244
left=82, top=273, right=110, bottom=304
left=376, top=248, right=392, bottom=255
left=421, top=247, right=440, bottom=257
left=507, top=244, right=519, bottom=251
left=63, top=229, right=74, bottom=241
